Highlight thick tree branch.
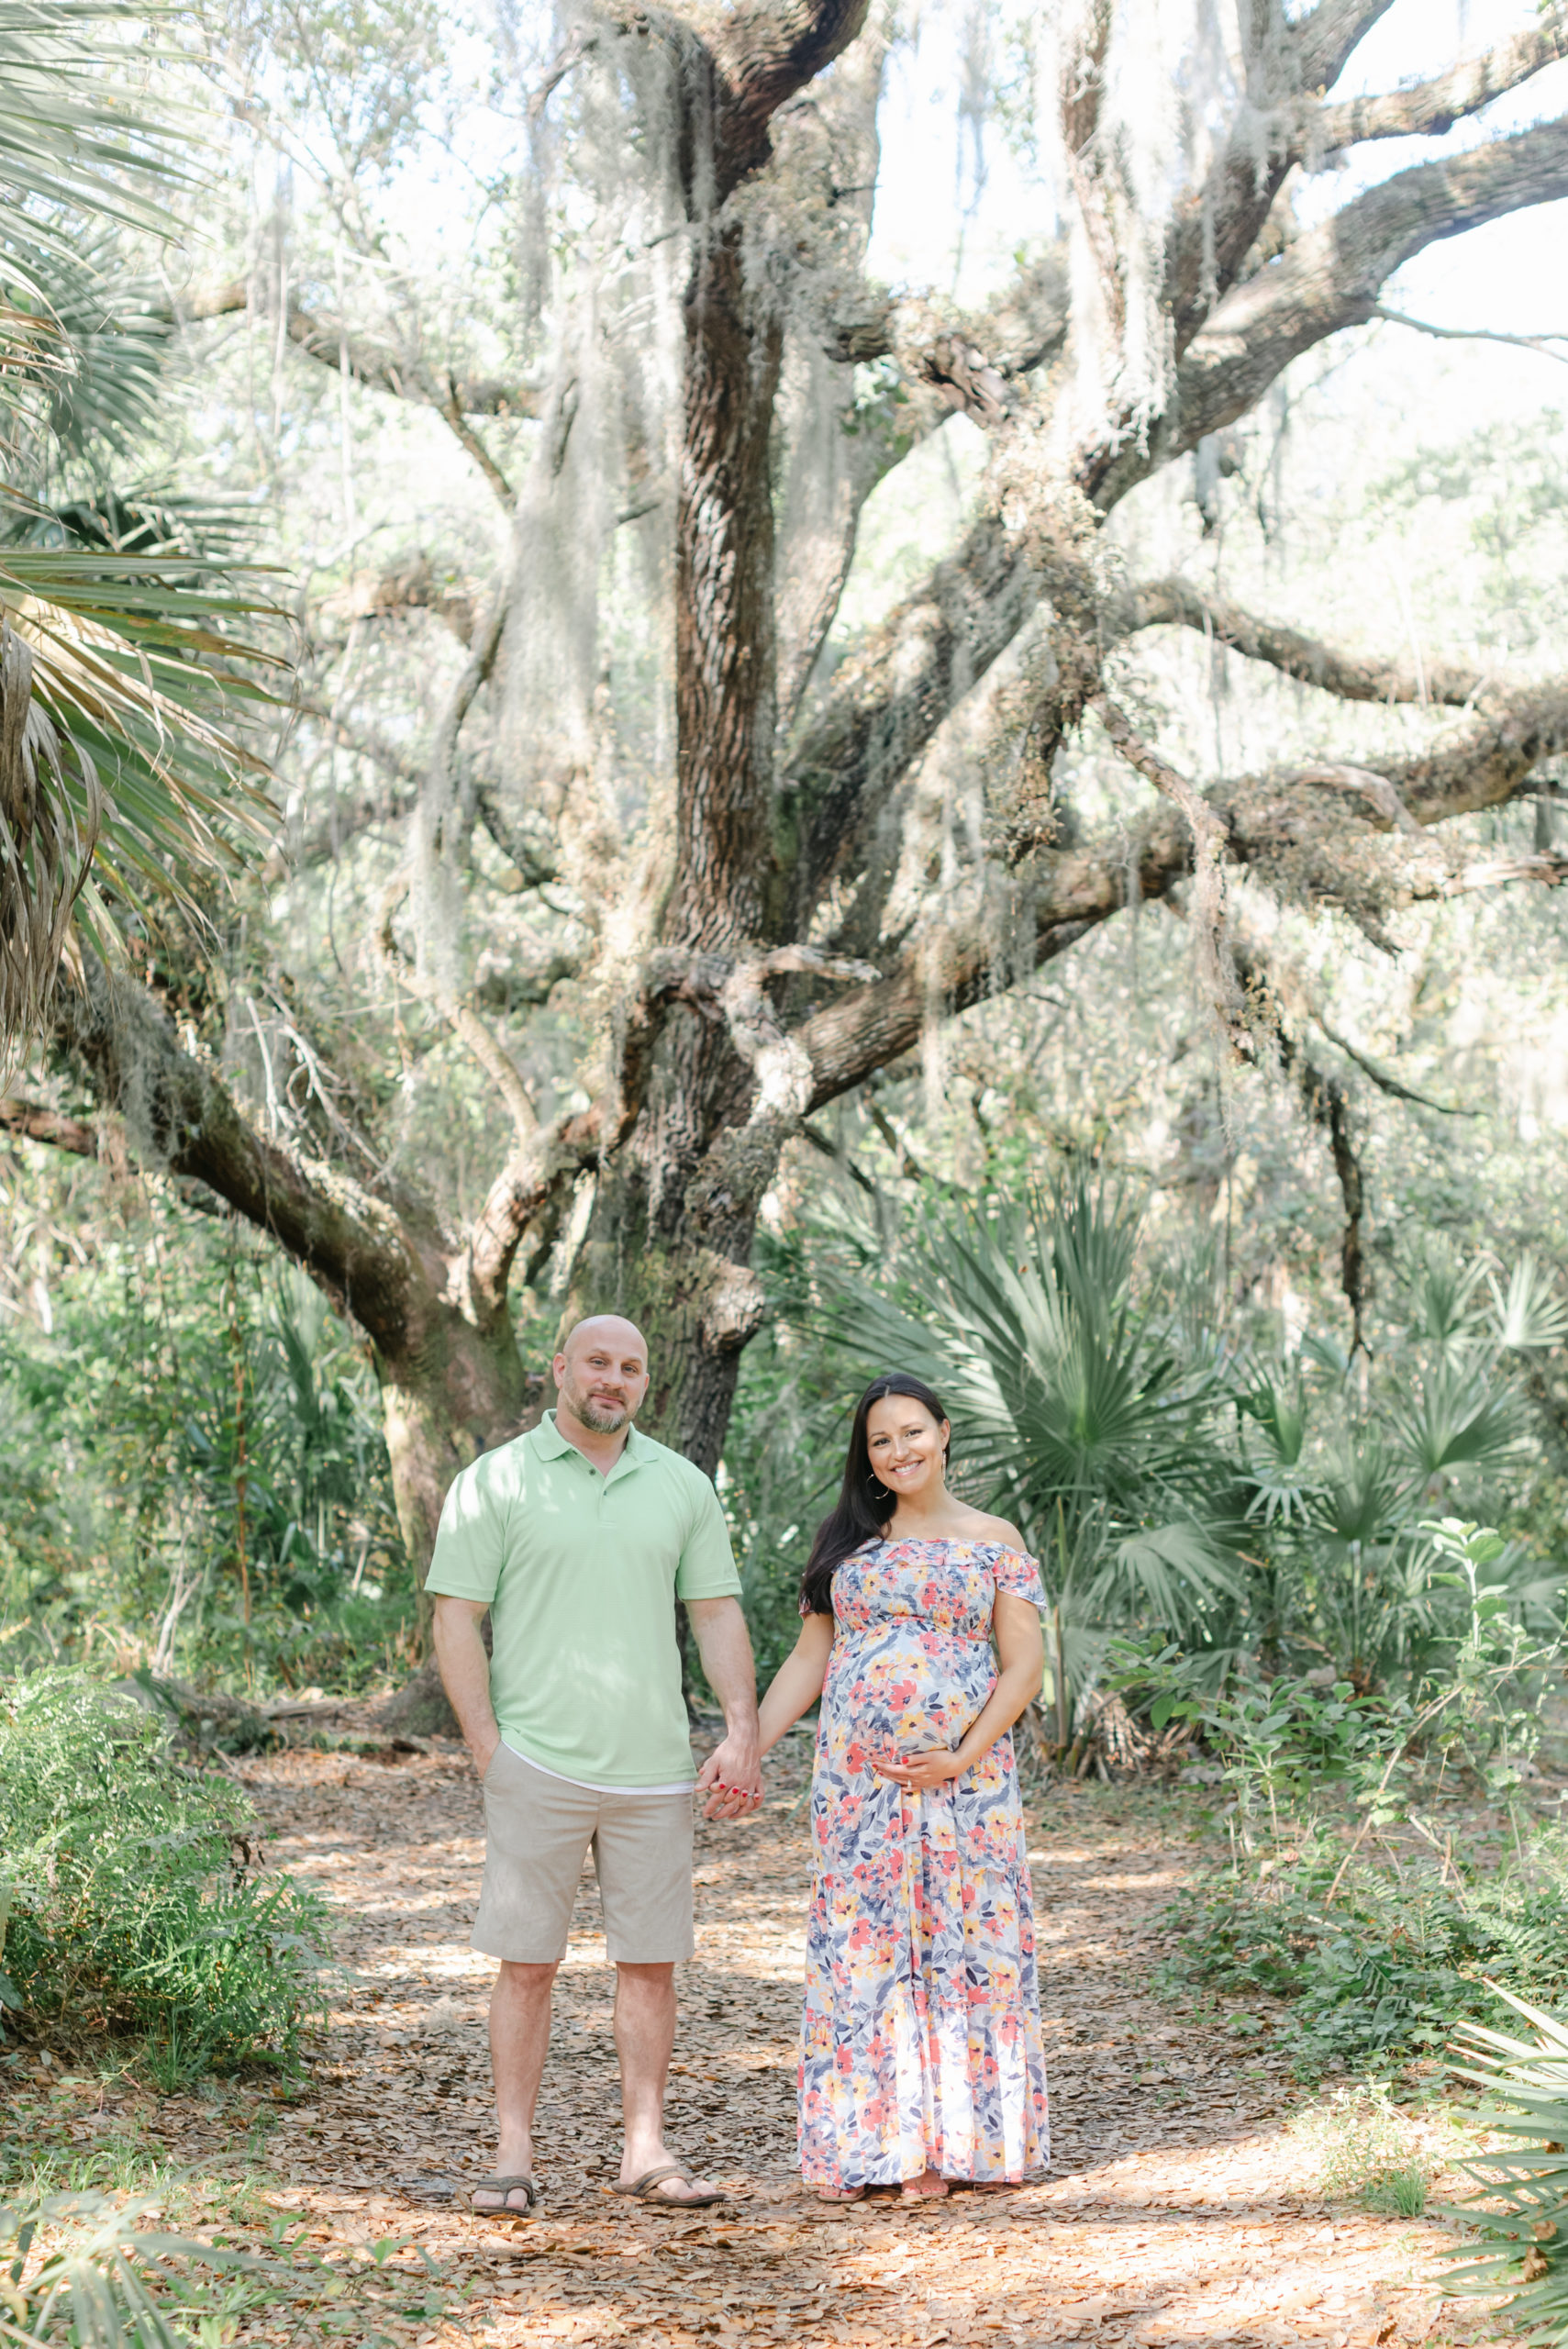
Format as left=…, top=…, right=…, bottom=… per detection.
left=1293, top=1, right=1400, bottom=96
left=1316, top=16, right=1568, bottom=150
left=1094, top=114, right=1568, bottom=507
left=783, top=124, right=1568, bottom=941
left=0, top=1097, right=98, bottom=1156
left=174, top=280, right=540, bottom=418
left=467, top=1088, right=636, bottom=1315
left=54, top=961, right=425, bottom=1348
left=1125, top=573, right=1492, bottom=707
left=790, top=679, right=1568, bottom=1112
left=1162, top=0, right=1407, bottom=361
left=706, top=0, right=874, bottom=201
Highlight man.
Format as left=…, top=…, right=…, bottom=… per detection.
left=428, top=1314, right=763, bottom=2215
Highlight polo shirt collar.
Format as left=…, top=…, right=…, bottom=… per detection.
left=531, top=1409, right=650, bottom=1478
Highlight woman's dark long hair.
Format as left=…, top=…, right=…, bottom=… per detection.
left=799, top=1373, right=952, bottom=1618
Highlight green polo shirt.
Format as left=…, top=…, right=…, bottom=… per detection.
left=424, top=1412, right=741, bottom=1787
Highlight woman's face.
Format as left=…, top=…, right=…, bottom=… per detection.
left=864, top=1394, right=949, bottom=1501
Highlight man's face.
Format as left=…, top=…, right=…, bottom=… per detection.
left=554, top=1325, right=651, bottom=1432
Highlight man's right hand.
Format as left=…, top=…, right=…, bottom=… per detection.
left=472, top=1730, right=501, bottom=1779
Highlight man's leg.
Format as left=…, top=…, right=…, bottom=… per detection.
left=614, top=1961, right=718, bottom=2200
left=595, top=1795, right=718, bottom=2205
left=470, top=1748, right=597, bottom=2212
left=477, top=1959, right=559, bottom=2210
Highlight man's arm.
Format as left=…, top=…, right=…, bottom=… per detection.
left=431, top=1595, right=500, bottom=1776
left=687, top=1596, right=763, bottom=1821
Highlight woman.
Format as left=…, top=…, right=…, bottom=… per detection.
left=756, top=1372, right=1051, bottom=2202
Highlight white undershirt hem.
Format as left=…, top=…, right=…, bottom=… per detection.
left=501, top=1733, right=694, bottom=1798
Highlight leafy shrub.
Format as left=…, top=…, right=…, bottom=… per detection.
left=1443, top=1990, right=1568, bottom=2345
left=1159, top=1840, right=1568, bottom=2080
left=0, top=1673, right=331, bottom=2073
left=0, top=1205, right=408, bottom=1697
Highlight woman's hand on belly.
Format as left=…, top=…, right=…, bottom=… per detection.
left=872, top=1744, right=968, bottom=1795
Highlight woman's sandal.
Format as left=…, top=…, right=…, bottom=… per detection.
left=612, top=2161, right=725, bottom=2210
left=818, top=2187, right=867, bottom=2201
left=469, top=2175, right=538, bottom=2214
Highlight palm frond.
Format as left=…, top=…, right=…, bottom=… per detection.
left=1404, top=1240, right=1491, bottom=1362
left=821, top=1179, right=1240, bottom=1635
left=1389, top=1360, right=1529, bottom=1479
left=4, top=233, right=174, bottom=457
left=0, top=2, right=185, bottom=284
left=0, top=6, right=284, bottom=1060
left=1491, top=1254, right=1568, bottom=1354
left=1441, top=1990, right=1568, bottom=2342
left=0, top=545, right=281, bottom=1050
left=1088, top=1520, right=1242, bottom=1627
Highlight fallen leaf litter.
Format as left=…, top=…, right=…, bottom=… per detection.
left=83, top=1728, right=1529, bottom=2346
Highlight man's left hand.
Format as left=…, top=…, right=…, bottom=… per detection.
left=695, top=1734, right=763, bottom=1821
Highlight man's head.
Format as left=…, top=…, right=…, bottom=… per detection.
left=553, top=1315, right=651, bottom=1435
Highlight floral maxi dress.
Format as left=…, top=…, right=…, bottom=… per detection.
left=797, top=1538, right=1051, bottom=2191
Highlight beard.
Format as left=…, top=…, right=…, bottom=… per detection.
left=562, top=1373, right=630, bottom=1432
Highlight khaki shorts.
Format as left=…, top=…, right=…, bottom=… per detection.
left=473, top=1743, right=695, bottom=1965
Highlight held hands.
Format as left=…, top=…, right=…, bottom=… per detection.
left=873, top=1746, right=966, bottom=1795
left=695, top=1732, right=764, bottom=1822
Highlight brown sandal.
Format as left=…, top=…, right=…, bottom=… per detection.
left=612, top=2162, right=724, bottom=2209
left=468, top=2174, right=538, bottom=2213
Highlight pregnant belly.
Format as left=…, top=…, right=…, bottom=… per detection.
left=826, top=1633, right=991, bottom=1760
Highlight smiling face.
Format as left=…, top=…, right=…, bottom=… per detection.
left=864, top=1392, right=950, bottom=1503
left=554, top=1316, right=651, bottom=1434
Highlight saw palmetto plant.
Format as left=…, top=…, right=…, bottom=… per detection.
left=1442, top=1990, right=1568, bottom=2345
left=0, top=0, right=277, bottom=1066
left=827, top=1179, right=1244, bottom=1743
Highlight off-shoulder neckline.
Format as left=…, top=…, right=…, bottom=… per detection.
left=862, top=1533, right=1029, bottom=1555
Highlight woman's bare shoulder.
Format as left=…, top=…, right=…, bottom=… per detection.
left=950, top=1504, right=1029, bottom=1550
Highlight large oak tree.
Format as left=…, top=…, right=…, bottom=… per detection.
left=11, top=0, right=1568, bottom=1715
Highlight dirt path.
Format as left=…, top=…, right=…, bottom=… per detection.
left=152, top=1738, right=1514, bottom=2347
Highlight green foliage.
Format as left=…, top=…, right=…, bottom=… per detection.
left=815, top=1178, right=1245, bottom=1740
left=1151, top=1638, right=1568, bottom=2080
left=0, top=0, right=282, bottom=1060
left=0, top=1178, right=409, bottom=1696
left=784, top=1179, right=1565, bottom=1755
left=1286, top=2080, right=1453, bottom=2213
left=0, top=1671, right=331, bottom=2071
left=1443, top=1991, right=1568, bottom=2345
left=718, top=1228, right=850, bottom=1682
left=1160, top=1842, right=1568, bottom=2081
left=0, top=2181, right=459, bottom=2348
left=0, top=2192, right=260, bottom=2347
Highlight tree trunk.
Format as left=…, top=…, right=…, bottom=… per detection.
left=366, top=1319, right=544, bottom=1736
left=564, top=1064, right=767, bottom=1469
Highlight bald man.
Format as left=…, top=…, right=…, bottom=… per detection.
left=428, top=1315, right=762, bottom=2215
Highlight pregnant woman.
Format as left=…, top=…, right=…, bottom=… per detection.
left=756, top=1372, right=1051, bottom=2202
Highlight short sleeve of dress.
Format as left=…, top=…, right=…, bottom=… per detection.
left=992, top=1545, right=1048, bottom=1611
